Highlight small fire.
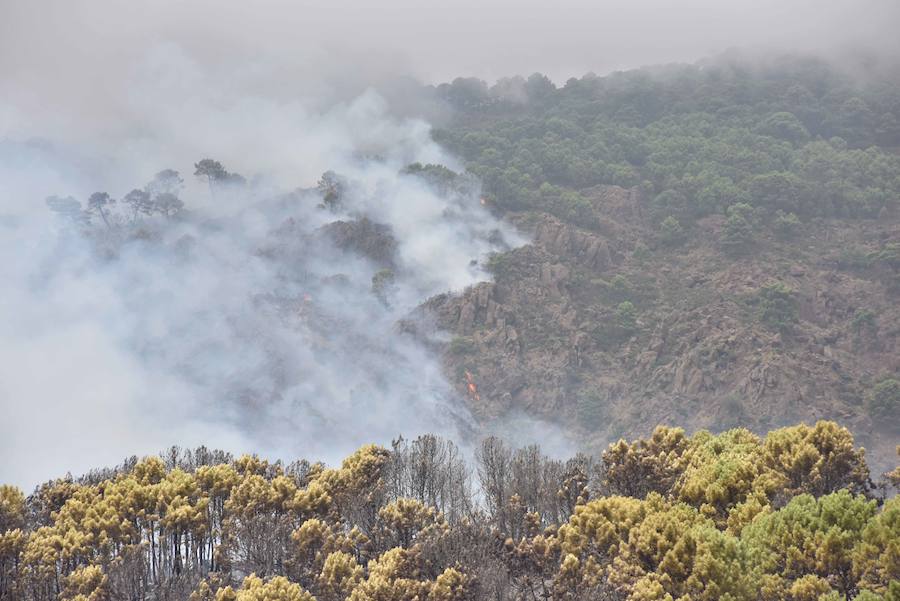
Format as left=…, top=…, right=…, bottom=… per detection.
left=464, top=370, right=481, bottom=402
left=479, top=197, right=487, bottom=206
left=303, top=293, right=312, bottom=303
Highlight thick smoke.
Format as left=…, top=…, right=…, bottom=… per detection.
left=3, top=1, right=900, bottom=100
left=0, top=49, right=531, bottom=488
left=5, top=0, right=897, bottom=488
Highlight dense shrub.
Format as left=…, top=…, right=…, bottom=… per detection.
left=756, top=282, right=799, bottom=332
left=773, top=210, right=802, bottom=239
left=867, top=378, right=900, bottom=425
left=436, top=57, right=900, bottom=223
left=658, top=215, right=685, bottom=246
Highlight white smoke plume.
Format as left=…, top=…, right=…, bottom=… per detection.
left=7, top=0, right=892, bottom=488
left=0, top=44, right=530, bottom=489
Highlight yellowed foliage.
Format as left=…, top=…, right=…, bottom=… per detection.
left=61, top=565, right=108, bottom=601
left=196, top=463, right=240, bottom=497
left=216, top=574, right=315, bottom=601
left=0, top=485, right=26, bottom=532
left=760, top=421, right=869, bottom=497
left=318, top=551, right=364, bottom=599
left=787, top=574, right=833, bottom=601
left=427, top=568, right=468, bottom=601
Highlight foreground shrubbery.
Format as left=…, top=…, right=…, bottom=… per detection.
left=0, top=421, right=897, bottom=601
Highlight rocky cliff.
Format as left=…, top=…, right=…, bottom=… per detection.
left=423, top=185, right=900, bottom=471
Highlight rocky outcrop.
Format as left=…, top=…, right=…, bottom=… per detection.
left=534, top=219, right=612, bottom=271
left=420, top=184, right=900, bottom=472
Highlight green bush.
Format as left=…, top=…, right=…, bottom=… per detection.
left=371, top=269, right=396, bottom=305
left=836, top=247, right=872, bottom=270
left=755, top=111, right=810, bottom=144
left=632, top=242, right=650, bottom=262
left=609, top=275, right=631, bottom=299
left=721, top=211, right=754, bottom=254
left=659, top=215, right=685, bottom=246
left=871, top=242, right=900, bottom=269
left=449, top=336, right=477, bottom=356
left=485, top=252, right=512, bottom=277
left=757, top=282, right=798, bottom=333
left=851, top=309, right=877, bottom=335
left=866, top=378, right=900, bottom=424
left=726, top=202, right=759, bottom=224
left=773, top=210, right=801, bottom=239
left=576, top=389, right=607, bottom=430
left=593, top=301, right=641, bottom=347
left=651, top=190, right=689, bottom=220
left=615, top=301, right=639, bottom=334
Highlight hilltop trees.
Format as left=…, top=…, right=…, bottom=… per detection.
left=0, top=421, right=895, bottom=601
left=154, top=192, right=185, bottom=218
left=45, top=165, right=200, bottom=230
left=47, top=160, right=240, bottom=228
left=45, top=196, right=88, bottom=226
left=146, top=169, right=185, bottom=197
left=317, top=171, right=348, bottom=211
left=434, top=56, right=900, bottom=230
left=194, top=159, right=228, bottom=189
left=86, top=192, right=115, bottom=228
left=0, top=486, right=25, bottom=599
left=195, top=159, right=246, bottom=194
left=756, top=111, right=811, bottom=144
left=46, top=167, right=191, bottom=231
left=122, top=188, right=154, bottom=221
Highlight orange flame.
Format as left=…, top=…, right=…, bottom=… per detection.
left=464, top=370, right=481, bottom=402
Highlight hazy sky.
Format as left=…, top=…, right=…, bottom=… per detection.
left=3, top=1, right=899, bottom=85
left=2, top=1, right=899, bottom=129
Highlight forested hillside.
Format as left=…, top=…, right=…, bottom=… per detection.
left=424, top=54, right=900, bottom=469
left=1, top=423, right=898, bottom=600
left=3, top=53, right=900, bottom=601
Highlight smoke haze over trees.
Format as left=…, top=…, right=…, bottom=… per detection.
left=1, top=1, right=899, bottom=480
left=2, top=2, right=900, bottom=598
left=0, top=119, right=530, bottom=488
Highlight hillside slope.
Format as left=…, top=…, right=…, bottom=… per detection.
left=427, top=185, right=900, bottom=466
left=423, top=54, right=900, bottom=469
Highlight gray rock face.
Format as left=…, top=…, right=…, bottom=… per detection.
left=417, top=184, right=900, bottom=472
